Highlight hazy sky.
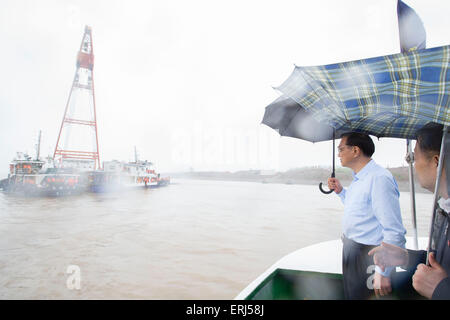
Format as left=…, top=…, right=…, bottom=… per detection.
left=0, top=0, right=449, bottom=176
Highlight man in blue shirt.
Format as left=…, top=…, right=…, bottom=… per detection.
left=328, top=132, right=406, bottom=299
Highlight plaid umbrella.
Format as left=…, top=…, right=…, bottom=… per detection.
left=263, top=45, right=449, bottom=142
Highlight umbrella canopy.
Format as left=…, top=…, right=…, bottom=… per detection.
left=263, top=45, right=449, bottom=142
left=262, top=95, right=336, bottom=142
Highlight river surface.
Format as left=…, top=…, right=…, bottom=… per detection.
left=0, top=179, right=434, bottom=299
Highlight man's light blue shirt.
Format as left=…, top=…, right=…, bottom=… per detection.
left=337, top=159, right=406, bottom=277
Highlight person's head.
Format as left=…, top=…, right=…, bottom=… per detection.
left=414, top=123, right=447, bottom=196
left=338, top=132, right=375, bottom=169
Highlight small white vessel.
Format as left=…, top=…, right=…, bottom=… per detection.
left=88, top=159, right=158, bottom=192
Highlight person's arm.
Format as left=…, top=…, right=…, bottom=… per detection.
left=432, top=277, right=450, bottom=300
left=368, top=244, right=425, bottom=272
left=371, top=175, right=406, bottom=277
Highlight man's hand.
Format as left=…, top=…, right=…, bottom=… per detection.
left=373, top=272, right=392, bottom=298
left=413, top=252, right=448, bottom=299
left=368, top=242, right=408, bottom=272
left=327, top=177, right=343, bottom=194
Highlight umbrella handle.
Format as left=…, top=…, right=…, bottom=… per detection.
left=319, top=172, right=335, bottom=194
left=318, top=182, right=333, bottom=194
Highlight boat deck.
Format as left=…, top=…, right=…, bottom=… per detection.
left=236, top=237, right=428, bottom=300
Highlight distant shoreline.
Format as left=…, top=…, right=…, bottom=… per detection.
left=167, top=166, right=430, bottom=194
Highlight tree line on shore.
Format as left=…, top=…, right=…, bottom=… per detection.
left=170, top=166, right=427, bottom=193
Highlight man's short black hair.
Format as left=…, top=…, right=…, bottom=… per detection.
left=415, top=122, right=444, bottom=156
left=341, top=132, right=375, bottom=157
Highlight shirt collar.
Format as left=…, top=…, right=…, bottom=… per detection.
left=352, top=159, right=375, bottom=181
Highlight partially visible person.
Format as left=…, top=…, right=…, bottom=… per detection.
left=368, top=123, right=450, bottom=299
left=328, top=132, right=406, bottom=299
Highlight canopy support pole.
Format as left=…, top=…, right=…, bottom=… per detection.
left=406, top=139, right=418, bottom=250
left=426, top=125, right=448, bottom=265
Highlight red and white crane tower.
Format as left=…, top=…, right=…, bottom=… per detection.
left=54, top=26, right=101, bottom=170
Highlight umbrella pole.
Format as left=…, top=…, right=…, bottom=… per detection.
left=406, top=139, right=418, bottom=250
left=332, top=130, right=335, bottom=178
left=318, top=130, right=335, bottom=194
left=425, top=125, right=448, bottom=265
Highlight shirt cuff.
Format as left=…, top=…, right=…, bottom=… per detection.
left=337, top=188, right=346, bottom=202
left=375, top=265, right=393, bottom=277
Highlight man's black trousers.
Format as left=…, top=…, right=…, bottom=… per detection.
left=342, top=235, right=377, bottom=300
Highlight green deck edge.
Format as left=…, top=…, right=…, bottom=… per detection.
left=245, top=269, right=344, bottom=300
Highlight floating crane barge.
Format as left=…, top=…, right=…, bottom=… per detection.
left=1, top=26, right=170, bottom=197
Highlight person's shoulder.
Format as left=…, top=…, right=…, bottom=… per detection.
left=370, top=161, right=394, bottom=179
left=369, top=163, right=398, bottom=189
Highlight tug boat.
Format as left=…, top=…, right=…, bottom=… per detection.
left=0, top=153, right=86, bottom=197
